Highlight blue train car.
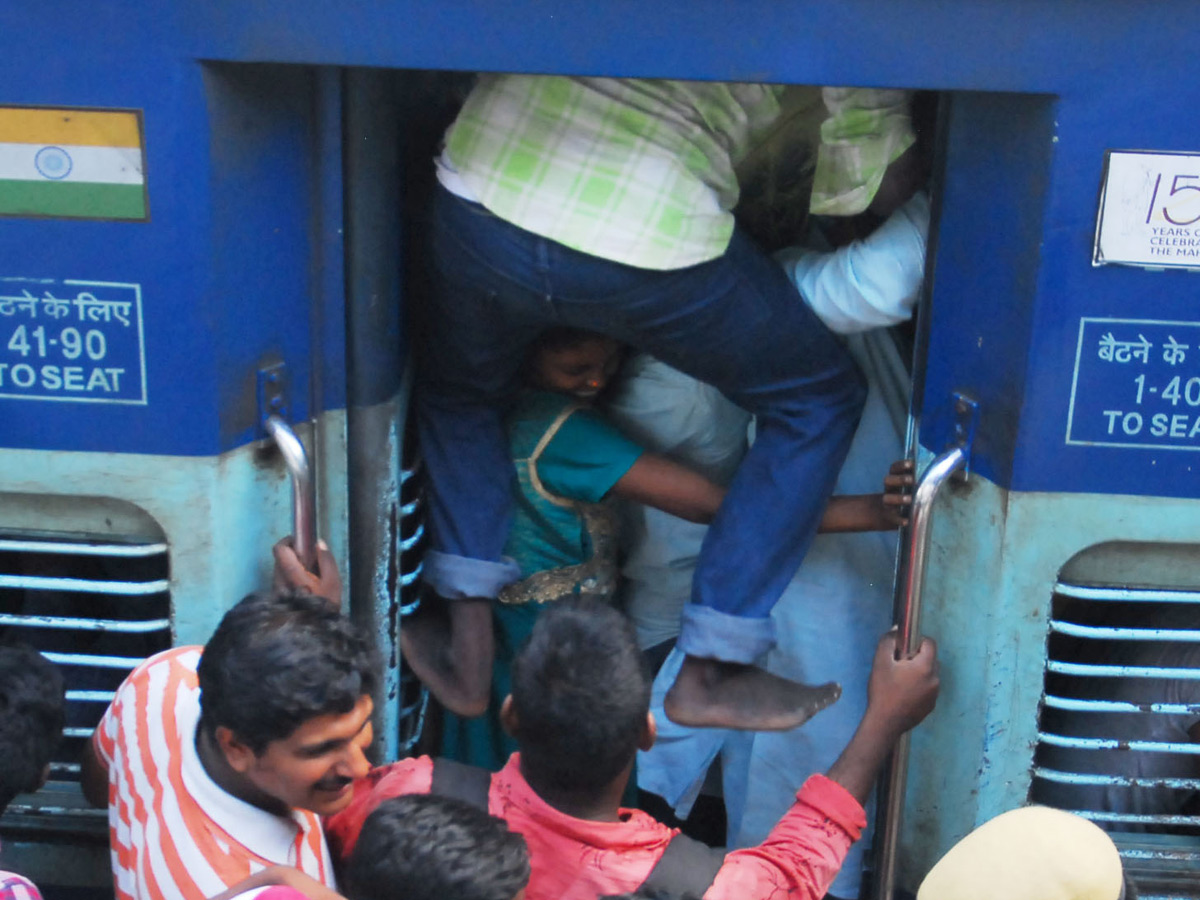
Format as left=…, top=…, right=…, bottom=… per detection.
left=3, top=2, right=1200, bottom=897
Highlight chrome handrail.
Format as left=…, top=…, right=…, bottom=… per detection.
left=873, top=445, right=966, bottom=900
left=265, top=415, right=318, bottom=572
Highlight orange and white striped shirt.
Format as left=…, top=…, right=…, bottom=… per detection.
left=92, top=647, right=336, bottom=900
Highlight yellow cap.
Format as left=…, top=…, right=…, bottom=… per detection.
left=917, top=806, right=1125, bottom=900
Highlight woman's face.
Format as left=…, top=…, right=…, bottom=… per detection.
left=530, top=338, right=622, bottom=399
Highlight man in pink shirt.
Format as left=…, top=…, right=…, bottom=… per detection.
left=324, top=601, right=939, bottom=900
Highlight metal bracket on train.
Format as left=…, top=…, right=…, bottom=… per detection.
left=257, top=362, right=289, bottom=435
left=951, top=391, right=980, bottom=480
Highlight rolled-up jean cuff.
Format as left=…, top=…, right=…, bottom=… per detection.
left=424, top=551, right=521, bottom=600
left=677, top=606, right=776, bottom=664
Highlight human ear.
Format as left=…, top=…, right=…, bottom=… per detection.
left=499, top=695, right=519, bottom=738
left=215, top=726, right=257, bottom=774
left=638, top=711, right=657, bottom=752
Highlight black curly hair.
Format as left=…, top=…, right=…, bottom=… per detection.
left=197, top=591, right=378, bottom=753
left=0, top=642, right=65, bottom=811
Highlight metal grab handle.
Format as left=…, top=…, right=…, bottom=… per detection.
left=265, top=415, right=318, bottom=572
left=873, top=446, right=967, bottom=900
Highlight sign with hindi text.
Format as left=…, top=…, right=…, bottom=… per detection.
left=0, top=276, right=147, bottom=404
left=1067, top=318, right=1200, bottom=449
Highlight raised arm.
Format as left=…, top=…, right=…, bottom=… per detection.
left=826, top=630, right=939, bottom=803
left=706, top=630, right=938, bottom=900
left=609, top=453, right=726, bottom=524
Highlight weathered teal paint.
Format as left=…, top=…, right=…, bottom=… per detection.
left=0, top=410, right=350, bottom=645
left=902, top=472, right=1200, bottom=886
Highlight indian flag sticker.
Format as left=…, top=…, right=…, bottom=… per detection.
left=0, top=106, right=147, bottom=221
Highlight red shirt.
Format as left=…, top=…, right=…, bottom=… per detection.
left=325, top=754, right=864, bottom=900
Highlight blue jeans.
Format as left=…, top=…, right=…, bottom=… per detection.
left=416, top=185, right=866, bottom=663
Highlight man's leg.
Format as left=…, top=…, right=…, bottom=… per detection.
left=553, top=228, right=867, bottom=729
left=403, top=187, right=548, bottom=715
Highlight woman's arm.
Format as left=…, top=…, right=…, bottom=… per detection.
left=614, top=453, right=912, bottom=532
left=818, top=459, right=914, bottom=532
left=610, top=455, right=913, bottom=532
left=610, top=453, right=726, bottom=524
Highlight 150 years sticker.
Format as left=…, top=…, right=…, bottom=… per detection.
left=1094, top=150, right=1200, bottom=270
left=0, top=276, right=146, bottom=404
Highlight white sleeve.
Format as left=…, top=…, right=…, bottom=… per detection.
left=776, top=191, right=930, bottom=334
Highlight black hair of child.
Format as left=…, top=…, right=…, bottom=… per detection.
left=0, top=642, right=65, bottom=812
left=510, top=598, right=651, bottom=794
left=347, top=793, right=530, bottom=900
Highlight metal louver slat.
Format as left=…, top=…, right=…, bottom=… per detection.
left=1051, top=620, right=1200, bottom=642
left=1038, top=732, right=1200, bottom=754
left=0, top=613, right=169, bottom=632
left=1044, top=693, right=1200, bottom=716
left=1034, top=767, right=1200, bottom=790
left=1077, top=810, right=1200, bottom=827
left=1056, top=582, right=1200, bottom=604
left=0, top=539, right=168, bottom=557
left=42, top=651, right=145, bottom=669
left=0, top=574, right=169, bottom=595
left=1047, top=660, right=1200, bottom=680
left=65, top=690, right=115, bottom=702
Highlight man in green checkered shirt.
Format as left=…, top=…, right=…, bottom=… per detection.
left=406, top=74, right=913, bottom=732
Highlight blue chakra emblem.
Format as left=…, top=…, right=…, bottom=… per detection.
left=34, top=146, right=73, bottom=180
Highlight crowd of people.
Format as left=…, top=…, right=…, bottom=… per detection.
left=0, top=586, right=1138, bottom=900
left=0, top=73, right=1153, bottom=900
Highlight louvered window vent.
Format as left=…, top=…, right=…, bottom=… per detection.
left=0, top=534, right=170, bottom=831
left=1031, top=544, right=1200, bottom=900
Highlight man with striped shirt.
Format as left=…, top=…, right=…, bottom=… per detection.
left=81, top=589, right=377, bottom=900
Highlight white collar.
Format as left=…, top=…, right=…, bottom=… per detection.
left=177, top=688, right=311, bottom=864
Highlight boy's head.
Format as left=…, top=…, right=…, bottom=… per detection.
left=347, top=794, right=530, bottom=900
left=503, top=599, right=652, bottom=796
left=197, top=590, right=379, bottom=816
left=526, top=327, right=622, bottom=399
left=0, top=643, right=65, bottom=813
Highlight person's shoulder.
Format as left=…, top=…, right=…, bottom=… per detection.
left=120, top=645, right=203, bottom=692
left=620, top=807, right=677, bottom=840
left=106, top=645, right=202, bottom=734
left=0, top=870, right=43, bottom=900
left=324, top=756, right=435, bottom=860
left=365, top=756, right=435, bottom=794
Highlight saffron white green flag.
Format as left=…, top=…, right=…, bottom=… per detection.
left=0, top=106, right=146, bottom=220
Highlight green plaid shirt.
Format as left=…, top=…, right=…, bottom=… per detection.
left=443, top=76, right=784, bottom=270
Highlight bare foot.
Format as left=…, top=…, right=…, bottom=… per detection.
left=663, top=655, right=842, bottom=731
left=400, top=595, right=494, bottom=718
